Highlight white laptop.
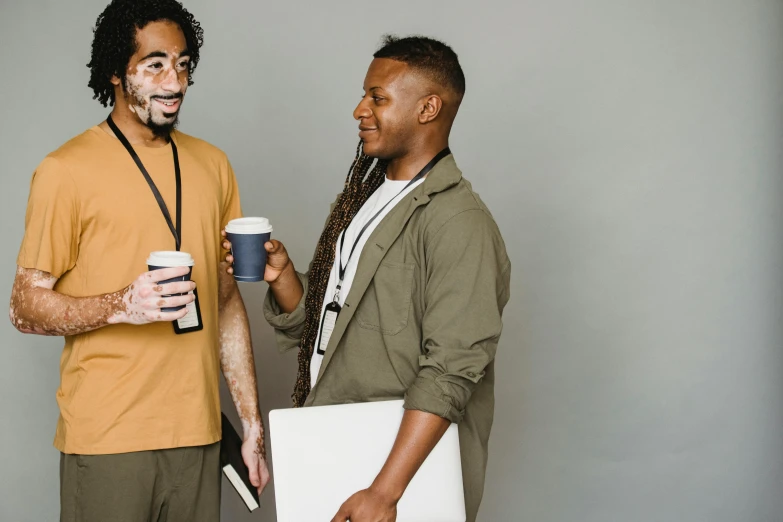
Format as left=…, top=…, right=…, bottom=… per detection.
left=269, top=399, right=466, bottom=522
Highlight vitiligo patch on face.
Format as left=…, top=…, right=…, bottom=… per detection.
left=125, top=64, right=155, bottom=124
left=124, top=60, right=188, bottom=128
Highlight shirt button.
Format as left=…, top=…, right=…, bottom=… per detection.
left=467, top=372, right=476, bottom=378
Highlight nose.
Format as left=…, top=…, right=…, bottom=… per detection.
left=160, top=67, right=182, bottom=93
left=353, top=96, right=371, bottom=121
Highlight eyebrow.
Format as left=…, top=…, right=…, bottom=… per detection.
left=139, top=49, right=191, bottom=61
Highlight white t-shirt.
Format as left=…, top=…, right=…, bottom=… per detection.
left=310, top=176, right=425, bottom=387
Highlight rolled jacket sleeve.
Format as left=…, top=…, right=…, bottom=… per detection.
left=263, top=271, right=309, bottom=353
left=404, top=209, right=511, bottom=423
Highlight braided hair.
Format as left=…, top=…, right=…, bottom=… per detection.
left=292, top=142, right=388, bottom=407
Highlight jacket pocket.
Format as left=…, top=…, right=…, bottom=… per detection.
left=355, top=261, right=414, bottom=335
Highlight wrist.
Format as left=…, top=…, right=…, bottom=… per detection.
left=241, top=418, right=267, bottom=460
left=240, top=417, right=264, bottom=440
left=268, top=258, right=294, bottom=286
left=105, top=288, right=130, bottom=325
left=369, top=476, right=404, bottom=505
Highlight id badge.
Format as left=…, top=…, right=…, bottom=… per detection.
left=316, top=301, right=341, bottom=355
left=174, top=288, right=203, bottom=334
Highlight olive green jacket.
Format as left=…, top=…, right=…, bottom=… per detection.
left=264, top=154, right=511, bottom=522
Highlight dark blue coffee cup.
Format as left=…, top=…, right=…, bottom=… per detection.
left=225, top=218, right=273, bottom=283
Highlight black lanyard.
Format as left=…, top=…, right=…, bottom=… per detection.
left=106, top=115, right=182, bottom=251
left=334, top=147, right=450, bottom=301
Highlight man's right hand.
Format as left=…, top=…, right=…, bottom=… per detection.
left=221, top=231, right=292, bottom=284
left=108, top=267, right=196, bottom=325
left=262, top=239, right=293, bottom=283
left=220, top=230, right=302, bottom=313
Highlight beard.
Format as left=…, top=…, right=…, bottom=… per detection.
left=123, top=78, right=182, bottom=139
left=147, top=112, right=180, bottom=139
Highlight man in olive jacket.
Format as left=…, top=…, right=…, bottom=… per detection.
left=226, top=35, right=510, bottom=522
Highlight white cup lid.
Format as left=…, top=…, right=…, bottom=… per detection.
left=147, top=251, right=195, bottom=267
left=225, top=217, right=273, bottom=234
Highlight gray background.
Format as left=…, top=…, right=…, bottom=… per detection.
left=1, top=0, right=782, bottom=521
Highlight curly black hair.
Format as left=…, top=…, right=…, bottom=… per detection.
left=87, top=0, right=204, bottom=107
left=374, top=34, right=465, bottom=100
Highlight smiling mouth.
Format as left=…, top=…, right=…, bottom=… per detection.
left=358, top=127, right=377, bottom=138
left=153, top=97, right=182, bottom=112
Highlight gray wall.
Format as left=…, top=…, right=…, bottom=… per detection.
left=1, top=1, right=782, bottom=521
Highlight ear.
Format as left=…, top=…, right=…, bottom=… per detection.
left=110, top=72, right=127, bottom=102
left=418, top=94, right=443, bottom=124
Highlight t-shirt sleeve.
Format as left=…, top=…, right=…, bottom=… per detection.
left=220, top=156, right=243, bottom=229
left=16, top=156, right=81, bottom=279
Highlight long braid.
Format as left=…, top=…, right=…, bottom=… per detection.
left=292, top=142, right=388, bottom=407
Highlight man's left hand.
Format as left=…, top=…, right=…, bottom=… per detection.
left=241, top=433, right=270, bottom=496
left=330, top=488, right=398, bottom=522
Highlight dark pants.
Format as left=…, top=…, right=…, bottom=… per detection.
left=60, top=442, right=221, bottom=522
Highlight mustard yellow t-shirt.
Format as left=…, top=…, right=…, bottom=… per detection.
left=17, top=125, right=242, bottom=455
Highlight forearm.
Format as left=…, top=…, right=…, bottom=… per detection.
left=9, top=268, right=124, bottom=336
left=269, top=260, right=304, bottom=314
left=370, top=409, right=451, bottom=503
left=218, top=281, right=265, bottom=457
